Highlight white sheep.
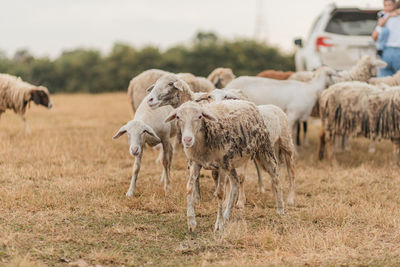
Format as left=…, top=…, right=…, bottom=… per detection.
left=127, top=69, right=216, bottom=113
left=225, top=66, right=337, bottom=145
left=368, top=70, right=400, bottom=87
left=209, top=89, right=295, bottom=207
left=165, top=100, right=283, bottom=232
left=113, top=94, right=177, bottom=197
left=0, top=73, right=52, bottom=133
left=207, top=67, right=236, bottom=89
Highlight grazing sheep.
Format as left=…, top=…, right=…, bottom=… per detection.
left=165, top=100, right=283, bottom=232
left=225, top=66, right=337, bottom=145
left=113, top=94, right=177, bottom=197
left=0, top=73, right=52, bottom=133
left=207, top=67, right=236, bottom=89
left=257, top=70, right=294, bottom=80
left=369, top=70, right=400, bottom=87
left=317, top=82, right=400, bottom=162
left=127, top=69, right=215, bottom=112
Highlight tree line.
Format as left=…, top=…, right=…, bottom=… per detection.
left=0, top=32, right=294, bottom=93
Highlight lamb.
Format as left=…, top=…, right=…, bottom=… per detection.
left=288, top=71, right=314, bottom=82
left=127, top=69, right=215, bottom=112
left=225, top=66, right=337, bottom=145
left=164, top=100, right=283, bottom=232
left=317, top=82, right=400, bottom=162
left=209, top=89, right=295, bottom=207
left=257, top=70, right=294, bottom=80
left=207, top=67, right=236, bottom=89
left=368, top=70, right=400, bottom=87
left=0, top=73, right=52, bottom=133
left=113, top=94, right=177, bottom=197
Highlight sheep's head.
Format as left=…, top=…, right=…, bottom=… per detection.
left=210, top=89, right=242, bottom=102
left=147, top=74, right=188, bottom=109
left=367, top=57, right=387, bottom=77
left=165, top=102, right=216, bottom=148
left=207, top=68, right=235, bottom=89
left=113, top=120, right=160, bottom=157
left=193, top=92, right=214, bottom=103
left=313, top=66, right=338, bottom=87
left=30, top=86, right=53, bottom=109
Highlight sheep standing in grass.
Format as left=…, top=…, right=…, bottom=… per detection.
left=225, top=66, right=337, bottom=146
left=113, top=95, right=176, bottom=197
left=165, top=100, right=283, bottom=232
left=207, top=67, right=236, bottom=89
left=0, top=73, right=52, bottom=133
left=209, top=89, right=295, bottom=206
left=127, top=69, right=216, bottom=113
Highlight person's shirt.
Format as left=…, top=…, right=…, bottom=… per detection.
left=384, top=15, right=400, bottom=47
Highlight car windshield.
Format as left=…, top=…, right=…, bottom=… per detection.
left=325, top=11, right=378, bottom=36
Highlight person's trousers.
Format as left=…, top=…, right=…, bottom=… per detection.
left=378, top=46, right=400, bottom=77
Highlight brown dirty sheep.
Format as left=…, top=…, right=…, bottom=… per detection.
left=0, top=73, right=52, bottom=133
left=257, top=70, right=294, bottom=80
left=207, top=67, right=236, bottom=89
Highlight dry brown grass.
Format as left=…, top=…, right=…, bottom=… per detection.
left=1, top=93, right=400, bottom=266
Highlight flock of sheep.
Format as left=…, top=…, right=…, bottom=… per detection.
left=1, top=55, right=400, bottom=232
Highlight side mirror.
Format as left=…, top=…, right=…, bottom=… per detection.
left=294, top=38, right=303, bottom=47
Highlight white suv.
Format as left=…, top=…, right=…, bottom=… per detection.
left=294, top=4, right=379, bottom=71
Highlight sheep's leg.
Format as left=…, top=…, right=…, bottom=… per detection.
left=236, top=163, right=247, bottom=209
left=194, top=176, right=201, bottom=202
left=156, top=146, right=163, bottom=165
left=172, top=135, right=180, bottom=155
left=126, top=154, right=142, bottom=197
left=343, top=135, right=351, bottom=151
left=161, top=141, right=173, bottom=193
left=303, top=121, right=309, bottom=146
left=214, top=169, right=226, bottom=232
left=187, top=163, right=201, bottom=232
left=325, top=134, right=336, bottom=165
left=317, top=127, right=326, bottom=160
left=223, top=169, right=239, bottom=222
left=369, top=138, right=376, bottom=154
left=392, top=139, right=400, bottom=158
left=296, top=122, right=301, bottom=146
left=284, top=151, right=295, bottom=206
left=257, top=156, right=284, bottom=215
left=254, top=160, right=264, bottom=193
left=211, top=170, right=219, bottom=188
left=19, top=114, right=30, bottom=134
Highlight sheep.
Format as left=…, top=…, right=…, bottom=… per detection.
left=0, top=73, right=52, bottom=133
left=317, top=82, right=400, bottom=162
left=164, top=100, right=283, bottom=232
left=289, top=56, right=387, bottom=83
left=225, top=66, right=337, bottom=146
left=209, top=89, right=295, bottom=207
left=127, top=69, right=215, bottom=113
left=257, top=70, right=294, bottom=80
left=113, top=94, right=177, bottom=197
left=207, top=67, right=236, bottom=89
left=368, top=70, right=400, bottom=87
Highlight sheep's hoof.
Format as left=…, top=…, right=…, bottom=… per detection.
left=276, top=208, right=285, bottom=215
left=126, top=191, right=134, bottom=197
left=258, top=186, right=265, bottom=193
left=236, top=201, right=245, bottom=209
left=187, top=219, right=197, bottom=232
left=214, top=220, right=224, bottom=232
left=287, top=197, right=294, bottom=206
left=368, top=148, right=376, bottom=154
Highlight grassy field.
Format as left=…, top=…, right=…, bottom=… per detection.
left=1, top=93, right=400, bottom=266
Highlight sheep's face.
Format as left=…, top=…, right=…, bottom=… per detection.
left=209, top=68, right=236, bottom=89
left=369, top=58, right=387, bottom=77
left=314, top=66, right=337, bottom=87
left=193, top=92, right=214, bottom=103
left=113, top=121, right=160, bottom=157
left=31, top=86, right=53, bottom=109
left=147, top=74, right=184, bottom=109
left=165, top=102, right=216, bottom=148
left=211, top=89, right=239, bottom=102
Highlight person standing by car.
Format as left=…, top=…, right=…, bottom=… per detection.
left=371, top=0, right=400, bottom=77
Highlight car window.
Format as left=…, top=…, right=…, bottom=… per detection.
left=325, top=11, right=377, bottom=36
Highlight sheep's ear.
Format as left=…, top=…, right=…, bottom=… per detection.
left=172, top=80, right=185, bottom=91
left=224, top=93, right=239, bottom=100
left=201, top=111, right=217, bottom=121
left=212, top=76, right=220, bottom=86
left=165, top=112, right=177, bottom=123
left=113, top=126, right=127, bottom=139
left=146, top=84, right=155, bottom=93
left=373, top=59, right=387, bottom=68
left=143, top=125, right=161, bottom=142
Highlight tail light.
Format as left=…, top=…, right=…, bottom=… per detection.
left=315, top=36, right=334, bottom=51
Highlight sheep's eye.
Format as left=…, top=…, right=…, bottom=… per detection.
left=176, top=116, right=180, bottom=120
left=168, top=82, right=174, bottom=86
left=198, top=115, right=202, bottom=119
left=208, top=95, right=212, bottom=99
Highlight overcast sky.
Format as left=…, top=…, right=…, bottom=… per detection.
left=0, top=0, right=383, bottom=58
